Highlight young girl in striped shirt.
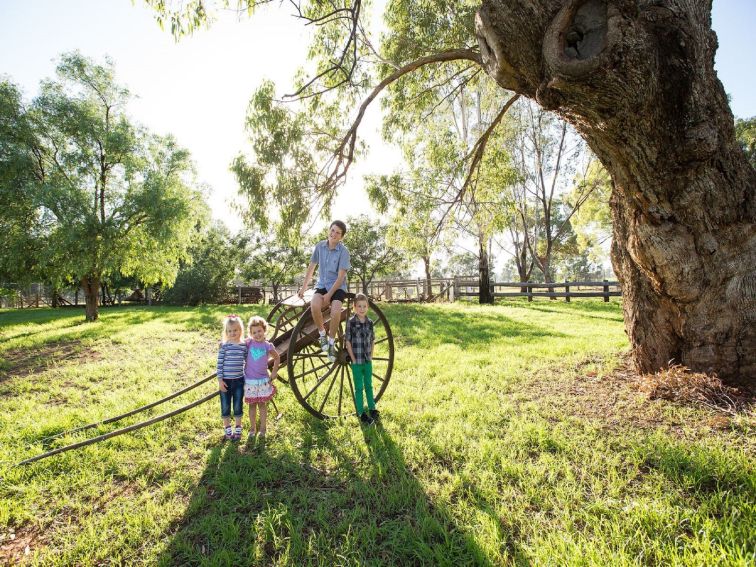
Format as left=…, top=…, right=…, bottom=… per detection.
left=217, top=315, right=246, bottom=441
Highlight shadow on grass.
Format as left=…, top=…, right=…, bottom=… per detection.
left=384, top=304, right=564, bottom=348
left=639, top=437, right=755, bottom=497
left=502, top=301, right=625, bottom=323
left=158, top=419, right=499, bottom=565
left=0, top=338, right=94, bottom=383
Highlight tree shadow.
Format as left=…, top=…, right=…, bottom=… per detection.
left=158, top=419, right=504, bottom=565
left=384, top=304, right=565, bottom=348
left=0, top=339, right=93, bottom=383
left=503, top=302, right=624, bottom=323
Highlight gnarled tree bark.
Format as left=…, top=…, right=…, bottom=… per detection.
left=476, top=0, right=755, bottom=380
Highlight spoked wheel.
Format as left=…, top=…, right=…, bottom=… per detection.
left=287, top=293, right=394, bottom=419
left=267, top=290, right=315, bottom=343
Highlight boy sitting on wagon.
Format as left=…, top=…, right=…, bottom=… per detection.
left=298, top=220, right=351, bottom=362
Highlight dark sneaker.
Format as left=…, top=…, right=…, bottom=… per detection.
left=231, top=426, right=242, bottom=442
left=223, top=427, right=232, bottom=441
left=359, top=413, right=374, bottom=425
left=327, top=343, right=336, bottom=362
left=369, top=409, right=380, bottom=421
left=319, top=334, right=329, bottom=352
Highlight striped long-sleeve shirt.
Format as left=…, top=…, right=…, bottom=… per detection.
left=217, top=342, right=247, bottom=380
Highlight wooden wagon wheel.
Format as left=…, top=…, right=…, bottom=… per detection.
left=267, top=289, right=315, bottom=342
left=287, top=293, right=394, bottom=419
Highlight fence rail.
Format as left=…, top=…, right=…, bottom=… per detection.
left=453, top=279, right=621, bottom=302
left=1, top=277, right=621, bottom=309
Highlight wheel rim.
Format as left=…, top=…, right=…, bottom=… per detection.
left=287, top=294, right=394, bottom=419
left=267, top=291, right=314, bottom=342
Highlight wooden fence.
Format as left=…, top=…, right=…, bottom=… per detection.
left=1, top=278, right=621, bottom=309
left=246, top=278, right=621, bottom=304
left=452, top=278, right=622, bottom=302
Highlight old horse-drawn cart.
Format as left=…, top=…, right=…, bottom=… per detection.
left=267, top=290, right=394, bottom=419
left=18, top=291, right=395, bottom=465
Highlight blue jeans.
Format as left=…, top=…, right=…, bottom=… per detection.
left=219, top=378, right=244, bottom=418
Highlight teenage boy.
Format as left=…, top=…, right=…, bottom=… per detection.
left=298, top=220, right=351, bottom=362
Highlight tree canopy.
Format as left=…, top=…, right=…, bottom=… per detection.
left=144, top=1, right=756, bottom=379
left=0, top=52, right=204, bottom=320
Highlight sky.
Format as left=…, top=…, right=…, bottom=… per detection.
left=1, top=0, right=754, bottom=239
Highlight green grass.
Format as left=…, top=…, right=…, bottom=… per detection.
left=0, top=301, right=753, bottom=565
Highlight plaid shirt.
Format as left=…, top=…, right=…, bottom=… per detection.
left=345, top=314, right=374, bottom=364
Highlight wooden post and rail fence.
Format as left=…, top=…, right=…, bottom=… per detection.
left=1, top=277, right=621, bottom=309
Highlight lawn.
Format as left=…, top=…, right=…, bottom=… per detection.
left=0, top=301, right=753, bottom=565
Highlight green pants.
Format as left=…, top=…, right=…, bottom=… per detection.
left=351, top=361, right=376, bottom=415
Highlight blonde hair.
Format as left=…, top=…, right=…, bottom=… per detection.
left=221, top=315, right=244, bottom=343
left=247, top=315, right=268, bottom=335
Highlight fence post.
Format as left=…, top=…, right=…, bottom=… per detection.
left=527, top=282, right=533, bottom=302
left=603, top=279, right=609, bottom=302
left=565, top=279, right=570, bottom=303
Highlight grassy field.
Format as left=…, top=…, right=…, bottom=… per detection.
left=0, top=301, right=753, bottom=565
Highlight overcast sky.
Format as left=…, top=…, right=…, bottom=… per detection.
left=1, top=0, right=754, bottom=237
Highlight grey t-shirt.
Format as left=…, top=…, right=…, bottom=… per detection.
left=311, top=240, right=351, bottom=291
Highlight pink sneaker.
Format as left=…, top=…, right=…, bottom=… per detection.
left=231, top=426, right=242, bottom=442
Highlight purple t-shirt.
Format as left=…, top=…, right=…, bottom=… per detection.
left=244, top=339, right=275, bottom=379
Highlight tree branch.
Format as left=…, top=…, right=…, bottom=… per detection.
left=433, top=93, right=520, bottom=238
left=318, top=48, right=483, bottom=199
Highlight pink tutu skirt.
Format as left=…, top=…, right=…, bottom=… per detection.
left=244, top=377, right=276, bottom=403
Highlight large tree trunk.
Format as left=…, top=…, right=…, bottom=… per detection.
left=476, top=0, right=755, bottom=380
left=81, top=275, right=100, bottom=322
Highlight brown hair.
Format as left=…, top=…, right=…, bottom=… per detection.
left=247, top=315, right=268, bottom=333
left=354, top=293, right=369, bottom=304
left=330, top=220, right=347, bottom=236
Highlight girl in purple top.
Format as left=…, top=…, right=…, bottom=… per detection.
left=244, top=316, right=280, bottom=441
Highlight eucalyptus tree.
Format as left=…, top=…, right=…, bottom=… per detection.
left=567, top=161, right=613, bottom=268
left=380, top=71, right=519, bottom=303
left=242, top=231, right=308, bottom=303
left=230, top=80, right=341, bottom=245
left=344, top=214, right=406, bottom=295
left=366, top=172, right=449, bottom=301
left=509, top=100, right=597, bottom=290
left=147, top=0, right=756, bottom=379
left=0, top=52, right=203, bottom=321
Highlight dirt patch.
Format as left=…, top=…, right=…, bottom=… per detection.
left=0, top=340, right=101, bottom=382
left=517, top=354, right=755, bottom=440
left=0, top=524, right=43, bottom=565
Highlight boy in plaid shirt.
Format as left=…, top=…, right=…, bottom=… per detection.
left=345, top=293, right=379, bottom=425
